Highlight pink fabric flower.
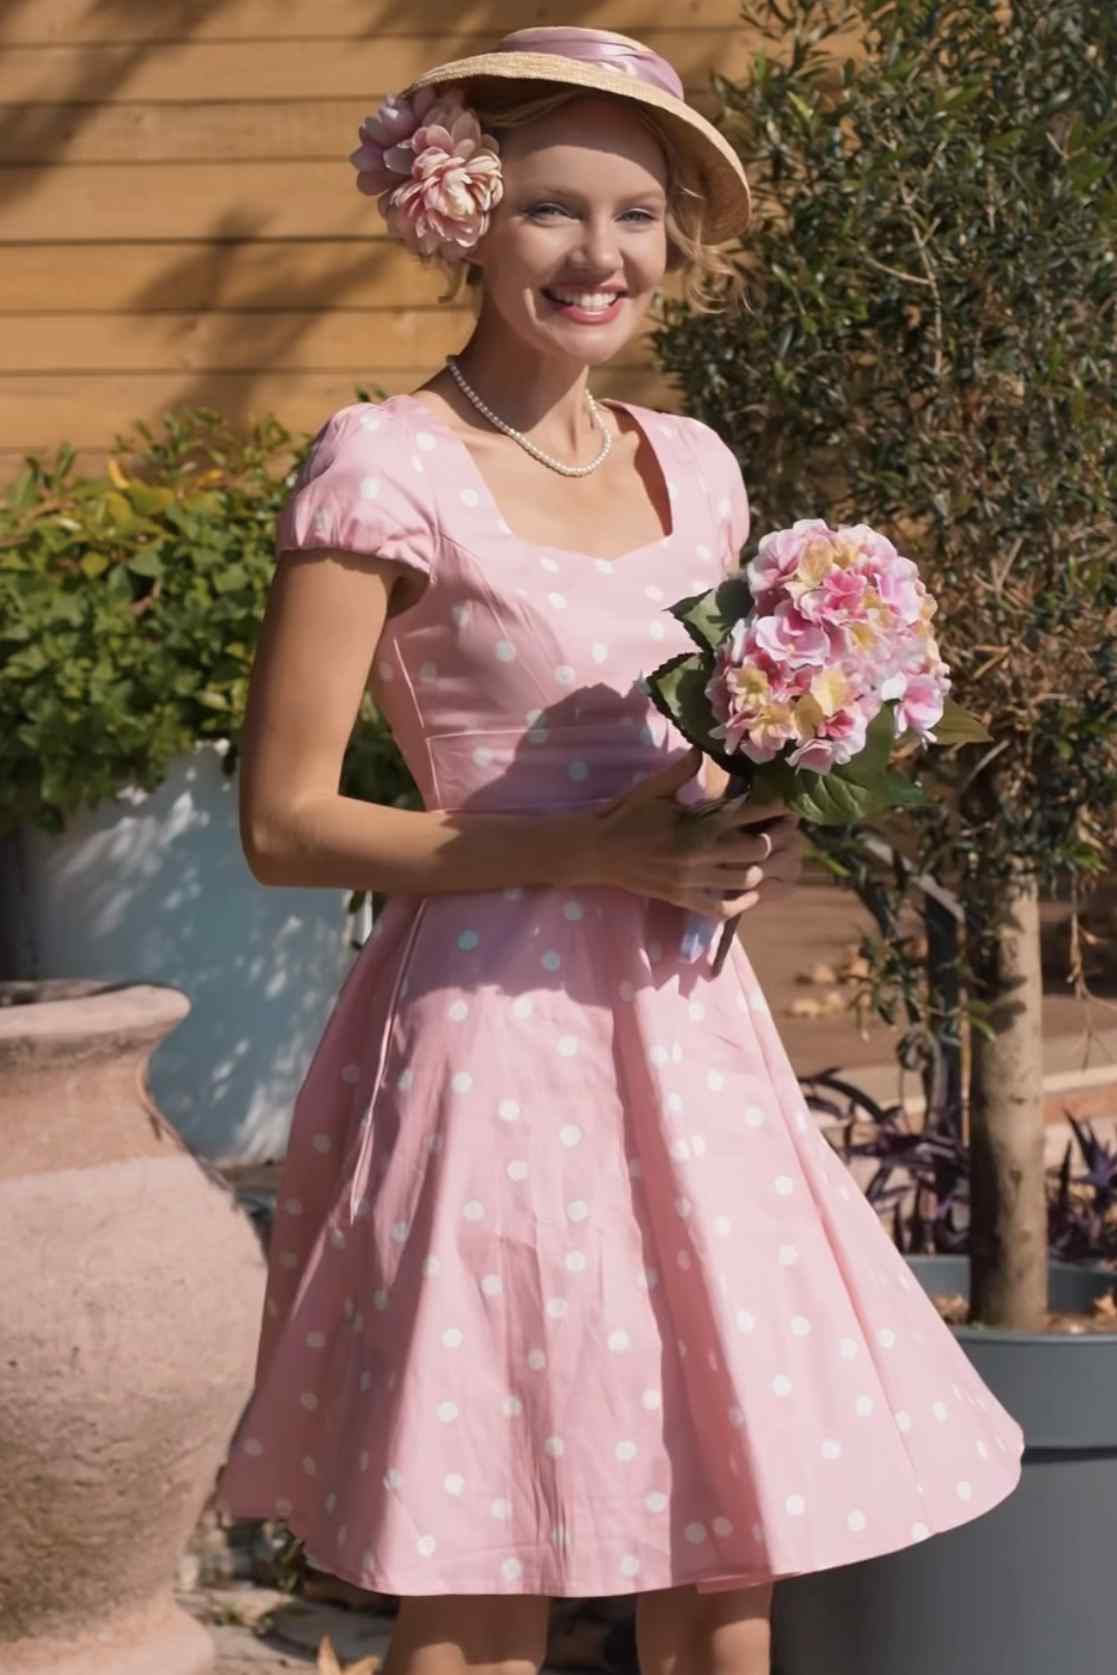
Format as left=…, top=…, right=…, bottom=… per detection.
left=746, top=519, right=834, bottom=598
left=349, top=87, right=449, bottom=196
left=871, top=555, right=923, bottom=623
left=349, top=85, right=503, bottom=262
left=704, top=515, right=952, bottom=781
left=788, top=699, right=873, bottom=772
left=802, top=566, right=868, bottom=624
left=892, top=672, right=947, bottom=739
left=751, top=601, right=830, bottom=670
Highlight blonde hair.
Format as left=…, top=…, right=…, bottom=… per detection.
left=422, top=84, right=751, bottom=317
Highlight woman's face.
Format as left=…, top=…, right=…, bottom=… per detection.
left=469, top=93, right=670, bottom=366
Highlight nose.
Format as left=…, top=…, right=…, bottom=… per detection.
left=575, top=212, right=623, bottom=279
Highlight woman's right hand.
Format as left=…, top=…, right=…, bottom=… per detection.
left=580, top=744, right=801, bottom=919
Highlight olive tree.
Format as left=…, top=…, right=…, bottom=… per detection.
left=652, top=0, right=1117, bottom=1328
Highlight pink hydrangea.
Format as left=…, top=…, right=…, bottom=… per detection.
left=888, top=671, right=947, bottom=737
left=705, top=517, right=952, bottom=774
left=788, top=697, right=876, bottom=773
left=349, top=85, right=503, bottom=261
left=746, top=519, right=835, bottom=599
left=751, top=600, right=831, bottom=670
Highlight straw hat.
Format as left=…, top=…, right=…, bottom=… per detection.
left=400, top=27, right=751, bottom=244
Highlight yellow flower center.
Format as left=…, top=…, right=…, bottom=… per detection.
left=831, top=540, right=860, bottom=570
left=795, top=541, right=835, bottom=589
left=729, top=666, right=771, bottom=707
left=793, top=694, right=825, bottom=740
left=808, top=667, right=851, bottom=717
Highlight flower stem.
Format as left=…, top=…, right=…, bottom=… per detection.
left=710, top=772, right=753, bottom=976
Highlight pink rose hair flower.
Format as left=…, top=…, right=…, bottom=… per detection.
left=349, top=85, right=503, bottom=262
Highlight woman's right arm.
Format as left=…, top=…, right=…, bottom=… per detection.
left=238, top=548, right=591, bottom=895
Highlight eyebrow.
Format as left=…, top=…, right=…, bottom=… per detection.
left=519, top=184, right=667, bottom=204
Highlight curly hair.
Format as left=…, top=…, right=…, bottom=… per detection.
left=415, top=83, right=751, bottom=317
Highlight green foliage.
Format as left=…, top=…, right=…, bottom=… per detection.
left=651, top=0, right=1117, bottom=1237
left=653, top=0, right=1117, bottom=902
left=0, top=398, right=419, bottom=834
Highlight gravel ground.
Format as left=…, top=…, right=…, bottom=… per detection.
left=178, top=1583, right=394, bottom=1672
left=179, top=1582, right=611, bottom=1673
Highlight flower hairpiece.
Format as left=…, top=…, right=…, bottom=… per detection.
left=349, top=84, right=503, bottom=264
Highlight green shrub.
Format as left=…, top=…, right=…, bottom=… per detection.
left=0, top=399, right=419, bottom=835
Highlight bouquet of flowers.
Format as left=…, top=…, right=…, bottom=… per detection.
left=644, top=518, right=989, bottom=975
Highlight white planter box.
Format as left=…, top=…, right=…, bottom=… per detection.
left=0, top=743, right=362, bottom=1163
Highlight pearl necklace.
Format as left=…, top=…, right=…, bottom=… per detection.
left=445, top=354, right=614, bottom=477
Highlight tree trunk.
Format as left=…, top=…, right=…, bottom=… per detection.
left=967, top=872, right=1048, bottom=1329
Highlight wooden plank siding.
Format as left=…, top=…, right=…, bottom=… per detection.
left=0, top=1, right=741, bottom=47
left=0, top=1, right=857, bottom=479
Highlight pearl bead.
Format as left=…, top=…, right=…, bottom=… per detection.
left=444, top=355, right=613, bottom=477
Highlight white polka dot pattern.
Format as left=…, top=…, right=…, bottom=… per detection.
left=219, top=395, right=1025, bottom=1600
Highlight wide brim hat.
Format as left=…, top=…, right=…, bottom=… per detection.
left=400, top=27, right=751, bottom=245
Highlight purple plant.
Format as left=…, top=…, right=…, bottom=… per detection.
left=1049, top=1115, right=1117, bottom=1265
left=798, top=1073, right=1117, bottom=1266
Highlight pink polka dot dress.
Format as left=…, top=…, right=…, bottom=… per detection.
left=215, top=394, right=1024, bottom=1597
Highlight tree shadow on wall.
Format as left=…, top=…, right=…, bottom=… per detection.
left=0, top=0, right=726, bottom=447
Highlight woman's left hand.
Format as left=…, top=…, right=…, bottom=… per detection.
left=697, top=758, right=805, bottom=910
left=738, top=813, right=804, bottom=909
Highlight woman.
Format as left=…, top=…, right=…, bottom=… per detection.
left=216, top=27, right=1024, bottom=1675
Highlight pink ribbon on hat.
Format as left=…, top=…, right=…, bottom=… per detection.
left=493, top=27, right=685, bottom=101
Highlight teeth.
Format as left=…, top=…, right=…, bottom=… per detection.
left=548, top=290, right=622, bottom=310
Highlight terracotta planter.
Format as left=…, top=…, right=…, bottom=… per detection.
left=0, top=980, right=267, bottom=1675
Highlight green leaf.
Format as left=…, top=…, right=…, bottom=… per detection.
left=832, top=702, right=897, bottom=788
left=876, top=770, right=930, bottom=809
left=80, top=553, right=109, bottom=578
left=125, top=483, right=175, bottom=517
left=126, top=549, right=164, bottom=578
left=784, top=768, right=886, bottom=823
left=212, top=562, right=249, bottom=594
left=102, top=491, right=135, bottom=528
left=643, top=652, right=739, bottom=771
left=933, top=698, right=993, bottom=747
left=667, top=573, right=754, bottom=654
left=748, top=756, right=928, bottom=825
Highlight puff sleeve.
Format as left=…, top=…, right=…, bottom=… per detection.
left=275, top=403, right=437, bottom=586
left=687, top=419, right=752, bottom=573
left=711, top=431, right=751, bottom=570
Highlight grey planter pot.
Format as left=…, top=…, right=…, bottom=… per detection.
left=771, top=1256, right=1117, bottom=1675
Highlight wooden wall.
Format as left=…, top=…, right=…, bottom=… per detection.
left=0, top=1, right=834, bottom=480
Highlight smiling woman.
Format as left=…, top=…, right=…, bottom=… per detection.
left=213, top=24, right=1022, bottom=1675
left=436, top=82, right=750, bottom=317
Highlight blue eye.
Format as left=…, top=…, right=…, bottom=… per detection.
left=528, top=204, right=656, bottom=224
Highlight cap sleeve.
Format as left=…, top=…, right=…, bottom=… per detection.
left=686, top=418, right=751, bottom=572
left=710, top=431, right=751, bottom=568
left=276, top=403, right=436, bottom=585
